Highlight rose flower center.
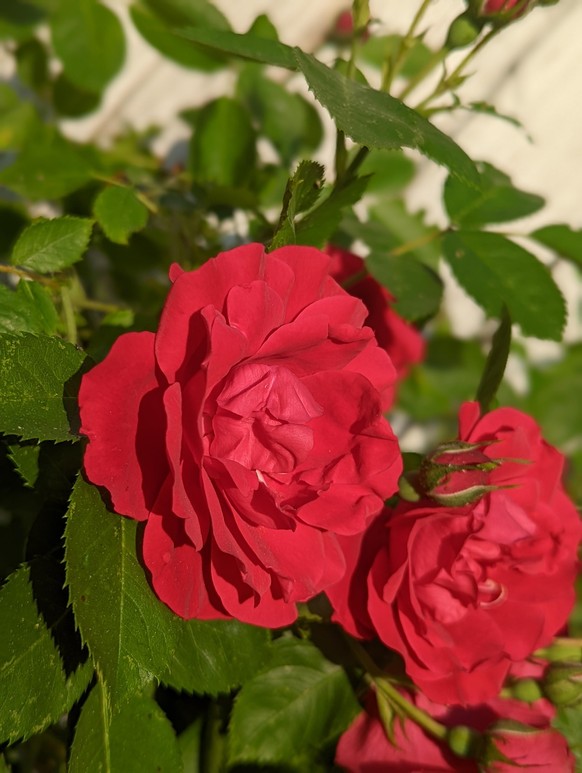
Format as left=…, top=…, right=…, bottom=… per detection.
left=209, top=363, right=323, bottom=475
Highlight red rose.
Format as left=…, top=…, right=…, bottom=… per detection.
left=79, top=243, right=402, bottom=626
left=335, top=688, right=573, bottom=772
left=326, top=246, right=425, bottom=388
left=328, top=402, right=581, bottom=703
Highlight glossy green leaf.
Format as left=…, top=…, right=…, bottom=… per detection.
left=7, top=443, right=40, bottom=488
left=159, top=619, right=271, bottom=696
left=65, top=477, right=178, bottom=704
left=130, top=5, right=226, bottom=71
left=189, top=97, right=256, bottom=187
left=51, top=0, right=125, bottom=93
left=0, top=282, right=58, bottom=335
left=228, top=637, right=359, bottom=768
left=367, top=252, right=442, bottom=321
left=442, top=231, right=566, bottom=341
left=476, top=306, right=512, bottom=412
left=530, top=224, right=582, bottom=270
left=11, top=216, right=93, bottom=273
left=0, top=134, right=93, bottom=200
left=294, top=50, right=478, bottom=185
left=270, top=161, right=325, bottom=249
left=0, top=565, right=92, bottom=745
left=444, top=162, right=544, bottom=227
left=93, top=187, right=149, bottom=245
left=177, top=25, right=297, bottom=69
left=69, top=681, right=182, bottom=773
left=0, top=334, right=86, bottom=442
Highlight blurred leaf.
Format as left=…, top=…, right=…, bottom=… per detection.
left=7, top=443, right=40, bottom=488
left=369, top=200, right=441, bottom=268
left=11, top=216, right=93, bottom=273
left=398, top=335, right=486, bottom=422
left=464, top=101, right=526, bottom=132
left=0, top=0, right=46, bottom=41
left=444, top=162, right=544, bottom=227
left=130, top=4, right=227, bottom=71
left=270, top=161, right=325, bottom=249
left=51, top=0, right=125, bottom=93
left=93, top=186, right=149, bottom=245
left=0, top=565, right=92, bottom=745
left=366, top=253, right=442, bottom=322
left=358, top=149, right=415, bottom=195
left=0, top=205, right=29, bottom=257
left=178, top=717, right=202, bottom=773
left=142, top=0, right=230, bottom=29
left=69, top=681, right=182, bottom=773
left=295, top=176, right=370, bottom=248
left=15, top=38, right=50, bottom=92
left=247, top=13, right=278, bottom=41
left=177, top=25, right=297, bottom=69
left=189, top=98, right=256, bottom=188
left=0, top=334, right=85, bottom=442
left=65, top=477, right=177, bottom=704
left=228, top=637, right=359, bottom=768
left=294, top=50, right=478, bottom=185
left=530, top=224, right=582, bottom=270
left=0, top=84, right=40, bottom=151
left=0, top=134, right=93, bottom=200
left=237, top=67, right=323, bottom=164
left=476, top=306, right=512, bottom=412
left=442, top=231, right=566, bottom=341
left=53, top=74, right=101, bottom=118
left=360, top=34, right=433, bottom=78
left=554, top=707, right=582, bottom=771
left=0, top=282, right=58, bottom=335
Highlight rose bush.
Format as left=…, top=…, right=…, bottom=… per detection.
left=328, top=402, right=581, bottom=703
left=79, top=243, right=402, bottom=626
left=326, top=246, right=425, bottom=387
left=335, top=687, right=574, bottom=772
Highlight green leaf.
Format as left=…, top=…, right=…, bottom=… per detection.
left=189, top=98, right=256, bottom=187
left=65, top=477, right=178, bottom=704
left=16, top=38, right=50, bottom=93
left=366, top=253, right=443, bottom=322
left=0, top=334, right=86, bottom=442
left=53, top=74, right=102, bottom=118
left=476, top=306, right=512, bottom=412
left=442, top=231, right=566, bottom=341
left=369, top=200, right=441, bottom=268
left=294, top=50, right=478, bottom=185
left=358, top=149, right=416, bottom=195
left=178, top=717, right=203, bottom=773
left=444, top=162, right=544, bottom=227
left=159, top=618, right=271, bottom=696
left=295, top=176, right=370, bottom=248
left=11, top=216, right=93, bottom=272
left=69, top=681, right=183, bottom=773
left=142, top=0, right=230, bottom=30
left=0, top=84, right=40, bottom=151
left=130, top=4, right=227, bottom=72
left=51, top=0, right=125, bottom=93
left=228, top=637, right=359, bottom=768
left=237, top=67, right=323, bottom=164
left=177, top=25, right=298, bottom=69
left=530, top=224, right=582, bottom=270
left=0, top=565, right=92, bottom=745
left=0, top=134, right=93, bottom=200
left=270, top=161, right=325, bottom=249
left=0, top=0, right=46, bottom=42
left=361, top=34, right=433, bottom=78
left=0, top=282, right=58, bottom=336
left=93, top=187, right=149, bottom=245
left=7, top=443, right=40, bottom=488
left=553, top=707, right=582, bottom=772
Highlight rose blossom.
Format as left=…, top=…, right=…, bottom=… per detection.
left=326, top=246, right=425, bottom=386
left=79, top=243, right=402, bottom=626
left=468, top=0, right=537, bottom=20
left=328, top=402, right=581, bottom=703
left=336, top=687, right=574, bottom=772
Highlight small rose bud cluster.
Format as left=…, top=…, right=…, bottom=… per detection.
left=464, top=0, right=558, bottom=25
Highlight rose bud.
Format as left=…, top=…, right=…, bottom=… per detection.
left=417, top=439, right=501, bottom=506
left=542, top=663, right=582, bottom=707
left=467, top=0, right=536, bottom=24
left=481, top=719, right=575, bottom=771
left=445, top=12, right=483, bottom=50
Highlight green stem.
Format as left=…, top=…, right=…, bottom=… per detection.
left=60, top=286, right=78, bottom=346
left=0, top=263, right=58, bottom=287
left=76, top=298, right=125, bottom=314
left=397, top=48, right=447, bottom=101
left=387, top=227, right=442, bottom=256
left=382, top=0, right=433, bottom=92
left=200, top=702, right=226, bottom=773
left=414, top=27, right=498, bottom=113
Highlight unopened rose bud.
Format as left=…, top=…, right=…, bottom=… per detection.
left=467, top=0, right=537, bottom=24
left=543, top=663, right=582, bottom=707
left=330, top=8, right=370, bottom=43
left=481, top=719, right=574, bottom=770
left=447, top=725, right=483, bottom=759
left=418, top=440, right=500, bottom=506
left=445, top=12, right=482, bottom=49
